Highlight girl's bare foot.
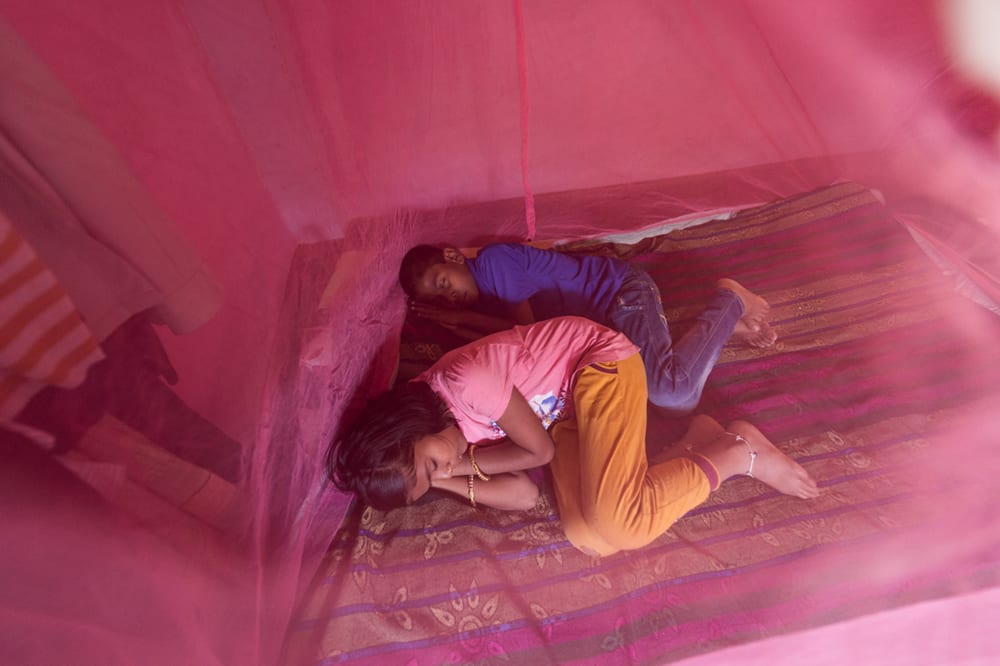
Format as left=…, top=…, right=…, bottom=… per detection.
left=717, top=278, right=770, bottom=329
left=726, top=420, right=820, bottom=499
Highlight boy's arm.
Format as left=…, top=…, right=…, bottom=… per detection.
left=453, top=387, right=555, bottom=478
left=431, top=470, right=539, bottom=511
left=410, top=302, right=517, bottom=334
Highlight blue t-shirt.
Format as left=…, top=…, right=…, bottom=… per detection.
left=467, top=243, right=631, bottom=322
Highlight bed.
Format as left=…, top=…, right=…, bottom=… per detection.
left=282, top=181, right=1000, bottom=664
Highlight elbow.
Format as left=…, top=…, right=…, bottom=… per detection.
left=513, top=480, right=540, bottom=511
left=537, top=442, right=555, bottom=467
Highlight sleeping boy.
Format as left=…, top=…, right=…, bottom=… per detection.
left=399, top=242, right=775, bottom=414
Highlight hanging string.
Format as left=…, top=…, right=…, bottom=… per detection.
left=512, top=0, right=536, bottom=241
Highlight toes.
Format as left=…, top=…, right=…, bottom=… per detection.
left=794, top=470, right=820, bottom=499
left=733, top=321, right=777, bottom=348
left=748, top=322, right=777, bottom=348
left=800, top=484, right=821, bottom=499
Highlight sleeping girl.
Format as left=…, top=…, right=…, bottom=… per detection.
left=328, top=316, right=818, bottom=557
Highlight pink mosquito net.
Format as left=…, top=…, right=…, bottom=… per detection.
left=1, top=1, right=998, bottom=664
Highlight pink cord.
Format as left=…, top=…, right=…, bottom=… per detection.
left=512, top=0, right=536, bottom=240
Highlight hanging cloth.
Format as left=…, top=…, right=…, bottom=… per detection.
left=0, top=217, right=104, bottom=424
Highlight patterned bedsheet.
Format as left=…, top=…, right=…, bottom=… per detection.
left=283, top=182, right=1000, bottom=665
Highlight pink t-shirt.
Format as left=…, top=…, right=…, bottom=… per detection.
left=417, top=316, right=639, bottom=443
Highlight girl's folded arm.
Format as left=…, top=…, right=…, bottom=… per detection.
left=433, top=470, right=539, bottom=511
left=454, top=387, right=555, bottom=478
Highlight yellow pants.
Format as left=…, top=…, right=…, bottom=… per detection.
left=549, top=354, right=714, bottom=556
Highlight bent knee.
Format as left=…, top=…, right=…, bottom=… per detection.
left=591, top=521, right=661, bottom=553
left=585, top=510, right=670, bottom=553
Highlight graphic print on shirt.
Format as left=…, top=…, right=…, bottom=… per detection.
left=528, top=390, right=567, bottom=429
left=487, top=389, right=568, bottom=439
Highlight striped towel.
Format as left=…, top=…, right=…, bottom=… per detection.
left=0, top=216, right=104, bottom=423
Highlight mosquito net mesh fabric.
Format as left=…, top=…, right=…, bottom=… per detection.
left=1, top=1, right=998, bottom=664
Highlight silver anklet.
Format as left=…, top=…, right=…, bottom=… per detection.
left=727, top=432, right=757, bottom=477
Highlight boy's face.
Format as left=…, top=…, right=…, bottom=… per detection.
left=407, top=425, right=469, bottom=503
left=413, top=248, right=479, bottom=309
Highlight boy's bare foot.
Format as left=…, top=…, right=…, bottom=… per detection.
left=717, top=278, right=769, bottom=330
left=726, top=420, right=820, bottom=499
left=717, top=278, right=776, bottom=347
left=732, top=319, right=777, bottom=348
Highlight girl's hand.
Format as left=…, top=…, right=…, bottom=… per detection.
left=432, top=471, right=539, bottom=511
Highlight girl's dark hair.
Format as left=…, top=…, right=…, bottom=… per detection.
left=399, top=245, right=446, bottom=299
left=326, top=381, right=455, bottom=510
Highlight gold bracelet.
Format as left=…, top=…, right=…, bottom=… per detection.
left=467, top=474, right=476, bottom=507
left=468, top=444, right=491, bottom=481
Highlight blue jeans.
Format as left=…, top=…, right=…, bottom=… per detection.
left=605, top=267, right=743, bottom=413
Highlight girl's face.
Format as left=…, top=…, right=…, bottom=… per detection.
left=407, top=425, right=469, bottom=503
